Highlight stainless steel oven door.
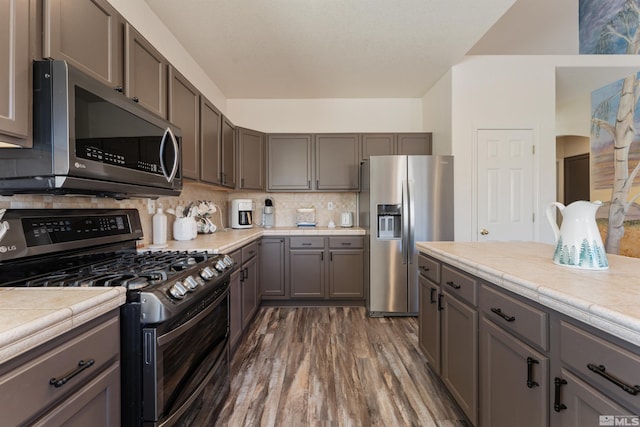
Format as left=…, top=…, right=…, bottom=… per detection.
left=142, top=289, right=229, bottom=426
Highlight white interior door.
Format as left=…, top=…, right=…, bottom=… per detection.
left=477, top=129, right=534, bottom=241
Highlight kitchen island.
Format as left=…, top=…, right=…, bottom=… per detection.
left=416, top=241, right=640, bottom=426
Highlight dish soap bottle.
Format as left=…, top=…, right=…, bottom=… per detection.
left=153, top=206, right=167, bottom=246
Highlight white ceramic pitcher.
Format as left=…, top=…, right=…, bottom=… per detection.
left=545, top=200, right=608, bottom=270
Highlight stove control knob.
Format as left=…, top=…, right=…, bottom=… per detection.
left=168, top=281, right=187, bottom=299
left=215, top=260, right=227, bottom=271
left=200, top=266, right=217, bottom=281
left=222, top=255, right=234, bottom=267
left=183, top=276, right=198, bottom=291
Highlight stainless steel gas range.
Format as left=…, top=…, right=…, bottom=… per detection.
left=0, top=208, right=234, bottom=426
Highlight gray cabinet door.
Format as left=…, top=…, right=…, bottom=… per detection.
left=199, top=97, right=222, bottom=185
left=43, top=0, right=123, bottom=90
left=554, top=369, right=631, bottom=427
left=328, top=250, right=364, bottom=298
left=361, top=133, right=395, bottom=161
left=315, top=133, right=360, bottom=191
left=238, top=127, right=265, bottom=190
left=397, top=133, right=433, bottom=155
left=441, top=291, right=478, bottom=425
left=480, top=317, right=549, bottom=427
left=261, top=238, right=286, bottom=298
left=229, top=269, right=242, bottom=352
left=241, top=255, right=259, bottom=327
left=419, top=276, right=441, bottom=374
left=267, top=134, right=313, bottom=191
left=168, top=67, right=199, bottom=180
left=124, top=23, right=167, bottom=118
left=0, top=0, right=30, bottom=147
left=221, top=116, right=236, bottom=188
left=290, top=250, right=324, bottom=298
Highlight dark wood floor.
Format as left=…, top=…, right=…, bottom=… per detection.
left=218, top=306, right=468, bottom=426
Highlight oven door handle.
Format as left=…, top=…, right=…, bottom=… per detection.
left=157, top=288, right=228, bottom=347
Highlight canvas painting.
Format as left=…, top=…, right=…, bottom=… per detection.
left=580, top=0, right=640, bottom=54
left=591, top=72, right=640, bottom=258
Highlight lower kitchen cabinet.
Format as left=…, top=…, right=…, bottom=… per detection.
left=328, top=250, right=364, bottom=298
left=261, top=237, right=286, bottom=298
left=441, top=290, right=478, bottom=426
left=0, top=312, right=120, bottom=426
left=230, top=240, right=261, bottom=353
left=290, top=248, right=325, bottom=298
left=419, top=275, right=441, bottom=373
left=229, top=264, right=243, bottom=352
left=480, top=317, right=549, bottom=427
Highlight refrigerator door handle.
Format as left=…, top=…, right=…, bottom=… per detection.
left=402, top=179, right=409, bottom=264
left=408, top=179, right=415, bottom=263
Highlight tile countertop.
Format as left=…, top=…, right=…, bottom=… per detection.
left=0, top=287, right=126, bottom=364
left=416, top=241, right=640, bottom=347
left=140, top=226, right=365, bottom=254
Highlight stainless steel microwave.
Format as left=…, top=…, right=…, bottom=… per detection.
left=0, top=60, right=182, bottom=199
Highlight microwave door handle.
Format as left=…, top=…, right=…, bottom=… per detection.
left=160, top=127, right=179, bottom=183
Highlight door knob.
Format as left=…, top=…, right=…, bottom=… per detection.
left=480, top=228, right=489, bottom=235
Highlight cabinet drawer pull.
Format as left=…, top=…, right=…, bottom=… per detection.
left=526, top=357, right=539, bottom=388
left=430, top=287, right=437, bottom=304
left=340, top=242, right=352, bottom=246
left=50, top=359, right=95, bottom=388
left=419, top=266, right=430, bottom=272
left=587, top=363, right=640, bottom=395
left=249, top=250, right=255, bottom=255
left=490, top=307, right=516, bottom=322
left=554, top=377, right=567, bottom=412
left=445, top=280, right=460, bottom=289
left=301, top=243, right=312, bottom=246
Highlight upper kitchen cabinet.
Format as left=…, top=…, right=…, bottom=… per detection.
left=124, top=23, right=167, bottom=118
left=43, top=0, right=123, bottom=91
left=315, top=133, right=359, bottom=191
left=360, top=133, right=396, bottom=161
left=267, top=134, right=313, bottom=191
left=168, top=67, right=200, bottom=180
left=237, top=127, right=265, bottom=190
left=0, top=0, right=31, bottom=147
left=199, top=96, right=222, bottom=185
left=397, top=133, right=433, bottom=155
left=221, top=116, right=236, bottom=188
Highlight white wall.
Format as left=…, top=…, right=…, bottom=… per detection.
left=422, top=70, right=452, bottom=155
left=556, top=93, right=591, bottom=137
left=226, top=98, right=422, bottom=133
left=449, top=55, right=557, bottom=243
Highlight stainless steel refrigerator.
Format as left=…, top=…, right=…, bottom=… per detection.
left=359, top=155, right=454, bottom=316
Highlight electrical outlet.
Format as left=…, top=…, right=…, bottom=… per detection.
left=328, top=201, right=334, bottom=210
left=147, top=198, right=156, bottom=214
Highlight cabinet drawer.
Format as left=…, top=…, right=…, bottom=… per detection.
left=441, top=264, right=477, bottom=306
left=0, top=316, right=119, bottom=426
left=480, top=284, right=548, bottom=351
left=242, top=240, right=259, bottom=262
left=418, top=254, right=440, bottom=284
left=328, top=236, right=363, bottom=249
left=229, top=249, right=241, bottom=266
left=560, top=321, right=640, bottom=410
left=290, top=236, right=325, bottom=249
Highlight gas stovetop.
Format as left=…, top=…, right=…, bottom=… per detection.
left=0, top=208, right=235, bottom=324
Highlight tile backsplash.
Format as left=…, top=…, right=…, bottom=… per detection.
left=0, top=182, right=358, bottom=246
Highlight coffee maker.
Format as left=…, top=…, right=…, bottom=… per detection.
left=262, top=198, right=274, bottom=228
left=230, top=199, right=254, bottom=229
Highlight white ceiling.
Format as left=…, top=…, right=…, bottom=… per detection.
left=145, top=0, right=518, bottom=99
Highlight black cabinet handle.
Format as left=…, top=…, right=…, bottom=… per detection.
left=301, top=243, right=312, bottom=246
left=132, top=96, right=139, bottom=103
left=437, top=293, right=444, bottom=311
left=587, top=364, right=640, bottom=395
left=341, top=242, right=352, bottom=246
left=490, top=307, right=516, bottom=322
left=445, top=280, right=460, bottom=290
left=429, top=287, right=437, bottom=304
left=419, top=266, right=430, bottom=273
left=526, top=357, right=539, bottom=388
left=241, top=178, right=245, bottom=187
left=50, top=359, right=95, bottom=388
left=554, top=377, right=567, bottom=412
left=114, top=86, right=123, bottom=93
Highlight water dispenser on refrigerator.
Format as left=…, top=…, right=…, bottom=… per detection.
left=377, top=204, right=402, bottom=239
